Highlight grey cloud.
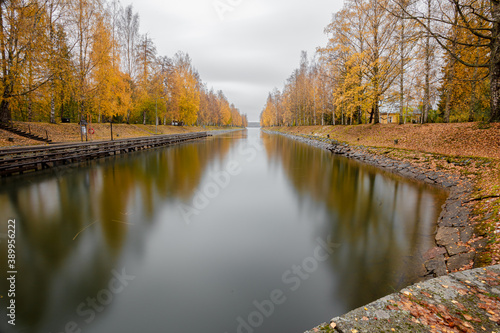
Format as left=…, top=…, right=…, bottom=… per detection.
left=124, top=0, right=342, bottom=121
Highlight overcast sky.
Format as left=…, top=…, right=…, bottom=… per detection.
left=122, top=0, right=343, bottom=122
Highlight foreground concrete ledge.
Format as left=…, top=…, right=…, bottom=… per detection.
left=305, top=265, right=500, bottom=333
left=262, top=130, right=482, bottom=276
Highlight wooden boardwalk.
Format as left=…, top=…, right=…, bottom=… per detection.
left=0, top=132, right=209, bottom=177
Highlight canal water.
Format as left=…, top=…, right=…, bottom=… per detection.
left=0, top=128, right=447, bottom=333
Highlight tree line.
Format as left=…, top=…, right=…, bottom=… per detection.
left=261, top=0, right=498, bottom=126
left=0, top=0, right=247, bottom=127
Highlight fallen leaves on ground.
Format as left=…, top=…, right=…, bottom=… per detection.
left=397, top=294, right=472, bottom=332
left=278, top=123, right=500, bottom=159
left=394, top=271, right=500, bottom=333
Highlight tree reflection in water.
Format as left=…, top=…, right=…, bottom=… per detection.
left=262, top=132, right=448, bottom=309
left=0, top=133, right=240, bottom=332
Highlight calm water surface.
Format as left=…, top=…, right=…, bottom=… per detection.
left=0, top=129, right=447, bottom=333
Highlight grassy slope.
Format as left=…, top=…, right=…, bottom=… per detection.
left=0, top=122, right=231, bottom=148
left=273, top=123, right=500, bottom=159
left=266, top=123, right=500, bottom=268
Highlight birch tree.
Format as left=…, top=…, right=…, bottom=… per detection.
left=390, top=0, right=500, bottom=122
